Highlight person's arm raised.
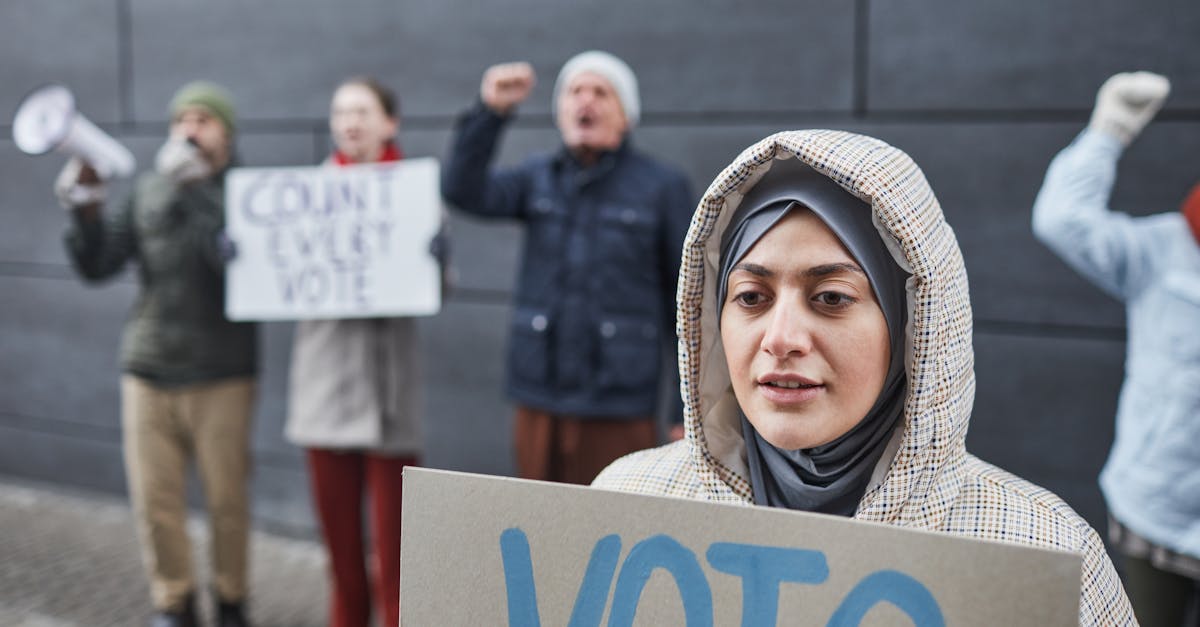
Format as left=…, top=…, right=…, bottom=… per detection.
left=441, top=62, right=539, bottom=220
left=1032, top=72, right=1171, bottom=300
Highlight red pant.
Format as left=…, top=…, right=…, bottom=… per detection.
left=306, top=449, right=418, bottom=627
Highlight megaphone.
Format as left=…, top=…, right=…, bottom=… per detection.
left=12, top=84, right=136, bottom=180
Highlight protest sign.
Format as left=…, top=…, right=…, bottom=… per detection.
left=400, top=468, right=1080, bottom=626
left=224, top=158, right=441, bottom=320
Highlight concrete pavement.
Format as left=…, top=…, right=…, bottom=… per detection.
left=0, top=477, right=330, bottom=627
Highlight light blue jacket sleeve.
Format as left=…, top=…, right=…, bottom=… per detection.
left=1032, top=129, right=1160, bottom=301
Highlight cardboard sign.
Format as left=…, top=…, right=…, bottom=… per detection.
left=224, top=158, right=441, bottom=320
left=400, top=468, right=1081, bottom=626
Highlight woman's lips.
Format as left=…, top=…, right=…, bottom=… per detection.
left=756, top=376, right=824, bottom=404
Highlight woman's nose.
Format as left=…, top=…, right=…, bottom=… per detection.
left=761, top=301, right=814, bottom=358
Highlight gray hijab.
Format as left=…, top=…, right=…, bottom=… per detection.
left=718, top=158, right=909, bottom=516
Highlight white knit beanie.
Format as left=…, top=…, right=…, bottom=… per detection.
left=553, top=50, right=640, bottom=127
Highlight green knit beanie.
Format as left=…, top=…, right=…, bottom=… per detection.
left=169, top=81, right=236, bottom=135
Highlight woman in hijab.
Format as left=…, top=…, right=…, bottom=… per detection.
left=593, top=130, right=1135, bottom=625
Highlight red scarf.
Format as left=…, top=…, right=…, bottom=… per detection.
left=1182, top=182, right=1200, bottom=246
left=331, top=140, right=403, bottom=166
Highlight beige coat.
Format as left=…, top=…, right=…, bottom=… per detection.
left=594, top=130, right=1134, bottom=625
left=285, top=317, right=422, bottom=455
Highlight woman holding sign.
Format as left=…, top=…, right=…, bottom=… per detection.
left=285, top=77, right=421, bottom=627
left=593, top=131, right=1135, bottom=624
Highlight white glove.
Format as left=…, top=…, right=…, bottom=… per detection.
left=155, top=137, right=212, bottom=184
left=1088, top=71, right=1171, bottom=146
left=53, top=157, right=107, bottom=210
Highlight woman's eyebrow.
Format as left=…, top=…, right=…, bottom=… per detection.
left=732, top=262, right=772, bottom=277
left=804, top=262, right=865, bottom=278
left=732, top=261, right=864, bottom=279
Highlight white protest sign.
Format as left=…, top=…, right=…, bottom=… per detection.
left=224, top=158, right=441, bottom=320
left=400, top=468, right=1081, bottom=626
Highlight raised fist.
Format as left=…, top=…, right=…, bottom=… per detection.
left=480, top=62, right=536, bottom=116
left=1089, top=71, right=1171, bottom=146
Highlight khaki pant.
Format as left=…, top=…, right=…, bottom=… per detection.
left=121, top=375, right=256, bottom=611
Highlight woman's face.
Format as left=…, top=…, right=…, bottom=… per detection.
left=330, top=83, right=397, bottom=163
left=720, top=209, right=891, bottom=450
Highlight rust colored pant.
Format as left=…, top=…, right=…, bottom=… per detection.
left=513, top=406, right=657, bottom=485
left=306, top=449, right=418, bottom=627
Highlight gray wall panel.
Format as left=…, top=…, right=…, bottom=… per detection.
left=128, top=0, right=403, bottom=123
left=869, top=0, right=1200, bottom=111
left=440, top=213, right=523, bottom=295
left=0, top=2, right=122, bottom=124
left=0, top=424, right=126, bottom=494
left=250, top=462, right=314, bottom=534
left=0, top=276, right=131, bottom=429
left=236, top=132, right=325, bottom=169
left=128, top=0, right=854, bottom=122
left=250, top=321, right=297, bottom=456
left=636, top=124, right=787, bottom=193
left=387, top=0, right=858, bottom=116
left=969, top=332, right=1124, bottom=532
left=1107, top=121, right=1200, bottom=211
left=419, top=300, right=513, bottom=476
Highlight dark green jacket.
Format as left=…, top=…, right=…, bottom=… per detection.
left=64, top=170, right=257, bottom=385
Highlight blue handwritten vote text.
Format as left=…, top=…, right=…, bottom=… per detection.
left=499, top=528, right=945, bottom=627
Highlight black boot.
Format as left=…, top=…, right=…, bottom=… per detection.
left=149, top=594, right=197, bottom=627
left=216, top=598, right=252, bottom=627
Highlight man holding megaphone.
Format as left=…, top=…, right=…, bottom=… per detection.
left=57, top=82, right=258, bottom=627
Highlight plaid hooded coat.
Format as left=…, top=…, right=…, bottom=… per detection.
left=593, top=130, right=1135, bottom=625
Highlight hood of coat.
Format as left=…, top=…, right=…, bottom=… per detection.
left=682, top=129, right=974, bottom=528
